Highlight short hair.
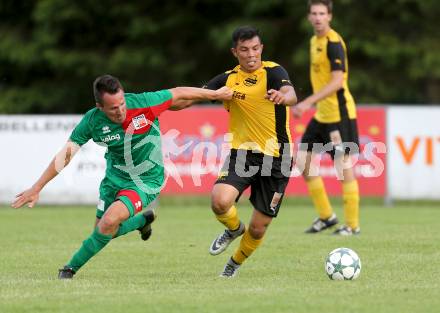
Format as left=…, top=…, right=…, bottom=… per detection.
left=232, top=26, right=262, bottom=48
left=93, top=74, right=123, bottom=104
left=308, top=0, right=333, bottom=13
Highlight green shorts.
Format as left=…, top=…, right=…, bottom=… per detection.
left=96, top=177, right=159, bottom=219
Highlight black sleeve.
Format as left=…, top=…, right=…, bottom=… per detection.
left=204, top=72, right=229, bottom=90
left=327, top=41, right=346, bottom=72
left=266, top=65, right=293, bottom=91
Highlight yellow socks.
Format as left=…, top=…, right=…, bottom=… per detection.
left=215, top=205, right=240, bottom=231
left=343, top=180, right=360, bottom=229
left=232, top=229, right=263, bottom=265
left=306, top=177, right=333, bottom=219
left=306, top=177, right=359, bottom=229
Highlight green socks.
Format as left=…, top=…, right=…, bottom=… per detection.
left=66, top=214, right=148, bottom=273
left=114, top=213, right=147, bottom=238
left=67, top=227, right=112, bottom=273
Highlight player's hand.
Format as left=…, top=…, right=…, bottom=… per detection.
left=265, top=89, right=287, bottom=105
left=214, top=86, right=233, bottom=101
left=292, top=101, right=312, bottom=118
left=11, top=187, right=40, bottom=209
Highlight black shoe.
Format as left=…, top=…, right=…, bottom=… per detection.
left=138, top=210, right=156, bottom=241
left=332, top=225, right=360, bottom=236
left=304, top=213, right=338, bottom=233
left=58, top=266, right=75, bottom=279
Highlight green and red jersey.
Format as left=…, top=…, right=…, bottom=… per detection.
left=70, top=90, right=172, bottom=191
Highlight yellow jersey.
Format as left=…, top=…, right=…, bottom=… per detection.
left=206, top=61, right=293, bottom=157
left=310, top=29, right=356, bottom=123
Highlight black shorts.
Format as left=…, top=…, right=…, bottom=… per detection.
left=215, top=149, right=292, bottom=217
left=300, top=117, right=360, bottom=159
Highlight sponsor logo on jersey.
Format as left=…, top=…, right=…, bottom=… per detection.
left=100, top=133, right=121, bottom=143
left=232, top=91, right=246, bottom=100
left=244, top=75, right=258, bottom=86
left=102, top=126, right=111, bottom=134
left=132, top=114, right=149, bottom=130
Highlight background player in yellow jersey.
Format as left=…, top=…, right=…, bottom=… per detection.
left=293, top=0, right=360, bottom=235
left=205, top=26, right=297, bottom=277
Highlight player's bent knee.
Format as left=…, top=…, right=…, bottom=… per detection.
left=98, top=215, right=119, bottom=234
left=211, top=195, right=234, bottom=214
left=248, top=224, right=266, bottom=240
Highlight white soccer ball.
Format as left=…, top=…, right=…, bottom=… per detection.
left=325, top=247, right=361, bottom=280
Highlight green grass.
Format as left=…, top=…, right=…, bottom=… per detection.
left=1, top=198, right=440, bottom=313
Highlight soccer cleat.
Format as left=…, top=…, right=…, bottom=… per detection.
left=58, top=266, right=75, bottom=279
left=219, top=258, right=241, bottom=278
left=138, top=209, right=157, bottom=241
left=332, top=225, right=360, bottom=236
left=304, top=213, right=339, bottom=233
left=209, top=222, right=245, bottom=256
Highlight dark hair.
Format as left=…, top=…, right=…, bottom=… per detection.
left=308, top=0, right=333, bottom=13
left=93, top=74, right=123, bottom=104
left=232, top=26, right=262, bottom=48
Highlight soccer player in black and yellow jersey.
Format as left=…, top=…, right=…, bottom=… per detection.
left=205, top=26, right=297, bottom=277
left=294, top=0, right=360, bottom=236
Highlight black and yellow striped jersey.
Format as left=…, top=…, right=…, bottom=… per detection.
left=206, top=61, right=293, bottom=157
left=310, top=28, right=356, bottom=123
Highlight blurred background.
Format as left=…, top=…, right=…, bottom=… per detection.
left=1, top=0, right=439, bottom=203
left=1, top=0, right=439, bottom=114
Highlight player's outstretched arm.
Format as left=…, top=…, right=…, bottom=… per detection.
left=11, top=141, right=80, bottom=209
left=169, top=86, right=233, bottom=110
left=168, top=99, right=194, bottom=111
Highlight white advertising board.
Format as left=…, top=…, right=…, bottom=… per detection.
left=0, top=115, right=106, bottom=204
left=2, top=108, right=440, bottom=204
left=387, top=107, right=440, bottom=199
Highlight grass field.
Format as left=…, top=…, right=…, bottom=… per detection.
left=1, top=197, right=439, bottom=313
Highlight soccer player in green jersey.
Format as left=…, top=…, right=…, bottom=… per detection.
left=11, top=74, right=232, bottom=279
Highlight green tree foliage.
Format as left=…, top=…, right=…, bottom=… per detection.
left=0, top=0, right=439, bottom=113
